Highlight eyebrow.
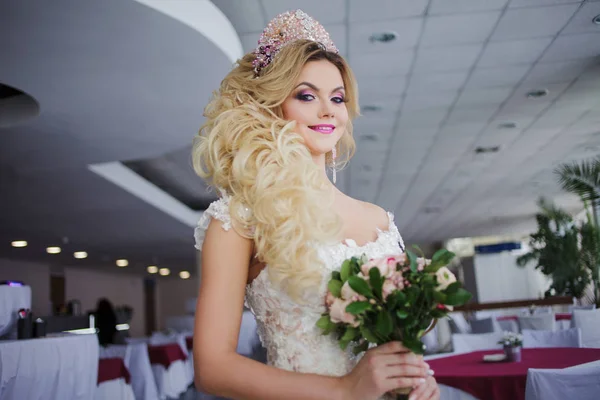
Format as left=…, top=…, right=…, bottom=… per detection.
left=294, top=82, right=345, bottom=94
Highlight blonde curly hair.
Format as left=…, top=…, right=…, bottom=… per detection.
left=192, top=40, right=359, bottom=302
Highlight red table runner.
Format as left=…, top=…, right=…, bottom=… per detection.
left=429, top=348, right=600, bottom=400
left=147, top=343, right=187, bottom=369
left=98, top=357, right=131, bottom=385
left=497, top=313, right=571, bottom=321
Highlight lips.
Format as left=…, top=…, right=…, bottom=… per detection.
left=309, top=124, right=335, bottom=134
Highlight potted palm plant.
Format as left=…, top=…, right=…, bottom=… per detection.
left=555, top=158, right=600, bottom=306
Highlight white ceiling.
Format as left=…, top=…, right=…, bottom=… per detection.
left=214, top=0, right=600, bottom=242
left=1, top=0, right=599, bottom=274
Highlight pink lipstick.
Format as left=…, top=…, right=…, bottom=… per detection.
left=309, top=124, right=335, bottom=134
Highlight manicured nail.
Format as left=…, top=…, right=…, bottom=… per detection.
left=428, top=369, right=435, bottom=376
left=419, top=378, right=426, bottom=384
left=408, top=396, right=415, bottom=400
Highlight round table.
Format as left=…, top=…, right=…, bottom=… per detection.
left=428, top=348, right=600, bottom=400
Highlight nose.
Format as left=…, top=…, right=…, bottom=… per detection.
left=318, top=101, right=335, bottom=119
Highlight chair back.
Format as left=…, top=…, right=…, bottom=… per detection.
left=522, top=328, right=582, bottom=348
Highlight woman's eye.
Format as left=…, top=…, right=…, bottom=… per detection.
left=295, top=93, right=315, bottom=101
left=332, top=96, right=345, bottom=104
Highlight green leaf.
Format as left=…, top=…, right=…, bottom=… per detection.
left=396, top=310, right=409, bottom=319
left=376, top=310, right=393, bottom=337
left=443, top=281, right=461, bottom=295
left=402, top=336, right=426, bottom=355
left=352, top=340, right=369, bottom=355
left=360, top=326, right=379, bottom=344
left=331, top=271, right=341, bottom=281
left=345, top=301, right=372, bottom=315
left=316, top=315, right=335, bottom=334
left=412, top=244, right=425, bottom=258
left=369, top=267, right=383, bottom=300
left=348, top=276, right=374, bottom=299
left=430, top=308, right=448, bottom=319
left=341, top=326, right=358, bottom=342
left=406, top=250, right=418, bottom=272
left=340, top=260, right=352, bottom=282
left=432, top=290, right=447, bottom=303
left=444, top=288, right=472, bottom=306
left=328, top=279, right=343, bottom=298
left=339, top=340, right=351, bottom=350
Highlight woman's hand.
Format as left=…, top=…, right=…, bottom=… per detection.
left=339, top=342, right=430, bottom=400
left=407, top=375, right=439, bottom=400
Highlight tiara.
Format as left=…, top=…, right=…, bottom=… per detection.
left=252, top=9, right=338, bottom=76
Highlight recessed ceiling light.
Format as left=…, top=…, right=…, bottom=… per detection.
left=11, top=240, right=27, bottom=248
left=362, top=105, right=383, bottom=113
left=47, top=247, right=61, bottom=254
left=116, top=259, right=128, bottom=267
left=159, top=268, right=170, bottom=276
left=475, top=146, right=501, bottom=154
left=147, top=265, right=158, bottom=274
left=360, top=133, right=379, bottom=142
left=369, top=32, right=397, bottom=43
left=526, top=89, right=549, bottom=99
left=593, top=14, right=600, bottom=25
left=179, top=271, right=191, bottom=280
left=74, top=251, right=88, bottom=259
left=497, top=122, right=518, bottom=129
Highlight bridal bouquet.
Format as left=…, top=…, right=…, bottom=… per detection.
left=317, top=247, right=471, bottom=355
left=316, top=248, right=471, bottom=398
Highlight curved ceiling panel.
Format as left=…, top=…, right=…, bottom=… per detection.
left=0, top=0, right=237, bottom=170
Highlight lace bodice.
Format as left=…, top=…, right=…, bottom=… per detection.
left=195, top=196, right=405, bottom=378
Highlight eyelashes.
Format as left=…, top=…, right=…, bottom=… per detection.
left=294, top=91, right=347, bottom=103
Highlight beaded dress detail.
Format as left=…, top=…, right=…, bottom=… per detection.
left=195, top=195, right=404, bottom=378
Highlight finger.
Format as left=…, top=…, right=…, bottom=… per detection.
left=381, top=361, right=428, bottom=378
left=380, top=376, right=427, bottom=394
left=408, top=377, right=437, bottom=400
left=372, top=341, right=410, bottom=354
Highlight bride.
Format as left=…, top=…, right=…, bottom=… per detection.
left=191, top=10, right=439, bottom=400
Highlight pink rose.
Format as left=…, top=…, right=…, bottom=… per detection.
left=325, top=292, right=336, bottom=307
left=341, top=281, right=366, bottom=302
left=329, top=298, right=359, bottom=327
left=382, top=279, right=397, bottom=300
left=361, top=256, right=403, bottom=278
left=417, top=257, right=431, bottom=272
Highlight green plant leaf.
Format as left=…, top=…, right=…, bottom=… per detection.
left=360, top=326, right=379, bottom=344
left=412, top=244, right=425, bottom=258
left=432, top=290, right=447, bottom=303
left=369, top=267, right=383, bottom=300
left=340, top=260, right=352, bottom=282
left=345, top=301, right=372, bottom=315
left=396, top=310, right=409, bottom=319
left=331, top=271, right=341, bottom=281
left=348, top=275, right=374, bottom=299
left=444, top=288, right=472, bottom=306
left=443, top=281, right=461, bottom=295
left=316, top=315, right=335, bottom=334
left=376, top=310, right=393, bottom=337
left=406, top=250, right=418, bottom=272
left=341, top=326, right=359, bottom=342
left=328, top=279, right=343, bottom=298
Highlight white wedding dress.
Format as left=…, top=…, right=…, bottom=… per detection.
left=195, top=194, right=405, bottom=379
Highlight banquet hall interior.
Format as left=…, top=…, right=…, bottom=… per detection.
left=1, top=1, right=600, bottom=399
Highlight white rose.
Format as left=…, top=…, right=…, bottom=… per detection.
left=435, top=267, right=457, bottom=291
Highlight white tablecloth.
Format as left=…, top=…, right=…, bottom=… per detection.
left=0, top=285, right=31, bottom=339
left=0, top=333, right=99, bottom=400
left=100, top=343, right=159, bottom=400
left=95, top=379, right=135, bottom=400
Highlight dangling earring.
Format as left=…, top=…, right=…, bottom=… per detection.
left=331, top=147, right=337, bottom=184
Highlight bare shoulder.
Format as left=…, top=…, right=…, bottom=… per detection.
left=343, top=197, right=389, bottom=231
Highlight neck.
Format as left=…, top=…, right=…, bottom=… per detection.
left=312, top=153, right=339, bottom=193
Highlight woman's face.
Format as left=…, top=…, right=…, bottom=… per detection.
left=281, top=59, right=349, bottom=162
